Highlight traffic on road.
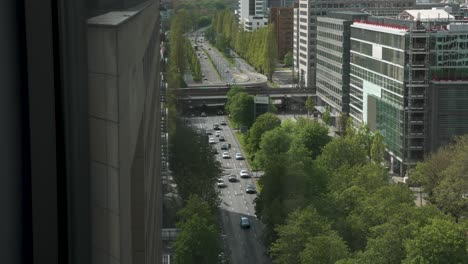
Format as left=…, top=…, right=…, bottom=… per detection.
left=188, top=114, right=271, bottom=264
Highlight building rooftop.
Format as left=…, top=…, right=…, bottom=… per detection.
left=399, top=9, right=455, bottom=22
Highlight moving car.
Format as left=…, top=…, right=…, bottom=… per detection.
left=235, top=153, right=244, bottom=160
left=222, top=152, right=231, bottom=159
left=201, top=112, right=207, bottom=117
left=228, top=175, right=238, bottom=182
left=215, top=131, right=221, bottom=137
left=245, top=184, right=256, bottom=194
left=220, top=144, right=228, bottom=150
left=220, top=120, right=227, bottom=125
left=217, top=178, right=227, bottom=188
left=205, top=129, right=213, bottom=135
left=213, top=123, right=221, bottom=130
left=240, top=216, right=250, bottom=229
left=240, top=169, right=249, bottom=178
left=219, top=135, right=225, bottom=141
left=209, top=138, right=216, bottom=144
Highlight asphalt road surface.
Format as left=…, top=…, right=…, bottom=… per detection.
left=188, top=115, right=271, bottom=264
left=188, top=33, right=267, bottom=86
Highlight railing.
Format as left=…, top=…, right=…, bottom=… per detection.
left=162, top=228, right=180, bottom=241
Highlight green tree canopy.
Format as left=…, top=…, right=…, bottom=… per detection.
left=245, top=112, right=281, bottom=156
left=305, top=96, right=315, bottom=114
left=169, top=119, right=222, bottom=208
left=283, top=52, right=293, bottom=67
left=403, top=218, right=468, bottom=264
left=173, top=213, right=221, bottom=264
left=411, top=135, right=468, bottom=221
left=225, top=92, right=254, bottom=127
left=299, top=233, right=349, bottom=264
left=270, top=207, right=339, bottom=264
left=322, top=107, right=331, bottom=126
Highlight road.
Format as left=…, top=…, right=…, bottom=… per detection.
left=188, top=115, right=271, bottom=264
left=188, top=33, right=268, bottom=87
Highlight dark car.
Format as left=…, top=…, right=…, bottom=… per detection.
left=228, top=175, right=238, bottom=182
left=245, top=184, right=256, bottom=194
left=220, top=120, right=227, bottom=125
left=221, top=144, right=228, bottom=150
left=240, top=217, right=250, bottom=229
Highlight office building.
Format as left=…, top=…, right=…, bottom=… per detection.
left=2, top=0, right=163, bottom=263
left=294, top=0, right=416, bottom=90
left=270, top=6, right=295, bottom=59
left=349, top=10, right=468, bottom=174
left=316, top=12, right=368, bottom=115
left=87, top=1, right=163, bottom=264
left=269, top=0, right=298, bottom=8
left=293, top=3, right=300, bottom=74
left=238, top=0, right=269, bottom=31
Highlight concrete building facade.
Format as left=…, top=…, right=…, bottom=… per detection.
left=270, top=6, right=295, bottom=59
left=316, top=12, right=368, bottom=115
left=87, top=1, right=163, bottom=263
left=294, top=0, right=416, bottom=90
left=349, top=12, right=468, bottom=174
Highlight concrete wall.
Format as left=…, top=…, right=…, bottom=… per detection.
left=88, top=1, right=162, bottom=263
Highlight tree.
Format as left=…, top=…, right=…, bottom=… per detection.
left=299, top=233, right=349, bottom=264
left=370, top=131, right=385, bottom=164
left=411, top=135, right=468, bottom=221
left=225, top=92, right=254, bottom=127
left=289, top=118, right=331, bottom=159
left=270, top=207, right=336, bottom=264
left=254, top=127, right=292, bottom=169
left=322, top=107, right=331, bottom=126
left=173, top=213, right=221, bottom=264
left=305, top=96, right=315, bottom=115
left=245, top=112, right=281, bottom=156
left=283, top=52, right=293, bottom=67
left=403, top=218, right=468, bottom=264
left=169, top=119, right=222, bottom=208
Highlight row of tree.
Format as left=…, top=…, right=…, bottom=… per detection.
left=206, top=10, right=277, bottom=80
left=185, top=38, right=202, bottom=82
left=247, top=114, right=468, bottom=263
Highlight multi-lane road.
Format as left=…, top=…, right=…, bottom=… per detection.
left=188, top=33, right=267, bottom=86
left=189, top=115, right=271, bottom=264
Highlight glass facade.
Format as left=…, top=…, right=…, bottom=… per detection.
left=350, top=24, right=407, bottom=158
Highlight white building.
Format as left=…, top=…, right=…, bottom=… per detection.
left=238, top=0, right=269, bottom=31
left=294, top=0, right=416, bottom=90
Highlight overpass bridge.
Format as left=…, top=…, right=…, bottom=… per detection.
left=173, top=85, right=314, bottom=112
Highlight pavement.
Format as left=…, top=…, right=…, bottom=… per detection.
left=188, top=115, right=271, bottom=264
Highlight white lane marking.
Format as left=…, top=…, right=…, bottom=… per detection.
left=234, top=191, right=237, bottom=195
left=245, top=206, right=249, bottom=211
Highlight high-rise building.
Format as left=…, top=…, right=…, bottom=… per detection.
left=269, top=0, right=298, bottom=8
left=87, top=1, right=163, bottom=263
left=270, top=6, right=295, bottom=59
left=349, top=10, right=468, bottom=174
left=2, top=0, right=163, bottom=263
left=294, top=0, right=416, bottom=90
left=316, top=12, right=368, bottom=115
left=238, top=0, right=269, bottom=31
left=293, top=3, right=300, bottom=76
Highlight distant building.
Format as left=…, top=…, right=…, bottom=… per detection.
left=349, top=10, right=468, bottom=174
left=238, top=0, right=269, bottom=31
left=293, top=2, right=300, bottom=79
left=270, top=6, right=295, bottom=59
left=316, top=12, right=368, bottom=116
left=294, top=0, right=416, bottom=90
left=268, top=0, right=298, bottom=8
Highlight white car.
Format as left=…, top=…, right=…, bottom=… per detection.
left=235, top=153, right=244, bottom=160
left=217, top=178, right=227, bottom=188
left=240, top=169, right=249, bottom=178
left=209, top=138, right=216, bottom=144
left=222, top=152, right=231, bottom=159
left=215, top=131, right=221, bottom=137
